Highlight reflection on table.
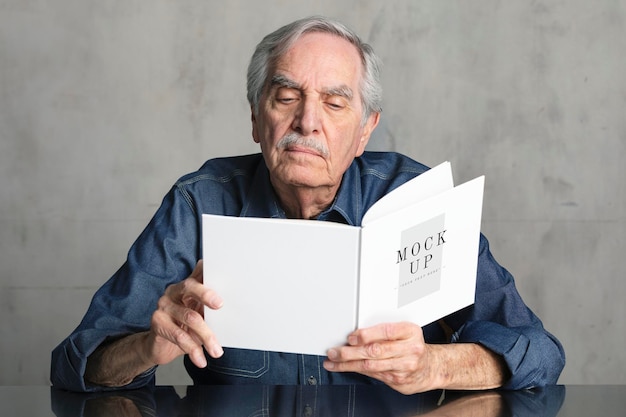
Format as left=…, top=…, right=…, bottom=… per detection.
left=50, top=384, right=566, bottom=417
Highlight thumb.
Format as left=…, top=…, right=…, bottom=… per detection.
left=190, top=259, right=203, bottom=282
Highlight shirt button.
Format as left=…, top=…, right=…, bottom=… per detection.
left=307, top=376, right=317, bottom=385
left=302, top=405, right=313, bottom=417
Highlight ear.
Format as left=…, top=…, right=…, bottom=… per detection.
left=251, top=107, right=260, bottom=144
left=356, top=112, right=380, bottom=156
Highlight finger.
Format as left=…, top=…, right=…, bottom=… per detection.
left=349, top=322, right=419, bottom=346
left=157, top=295, right=224, bottom=359
left=188, top=259, right=204, bottom=282
left=324, top=350, right=423, bottom=389
left=323, top=357, right=419, bottom=395
left=175, top=303, right=223, bottom=359
left=327, top=339, right=398, bottom=363
left=151, top=309, right=204, bottom=366
left=167, top=260, right=222, bottom=309
left=323, top=354, right=399, bottom=375
left=167, top=277, right=224, bottom=311
left=181, top=282, right=224, bottom=311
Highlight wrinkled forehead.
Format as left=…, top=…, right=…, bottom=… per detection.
left=268, top=32, right=364, bottom=91
left=278, top=28, right=365, bottom=61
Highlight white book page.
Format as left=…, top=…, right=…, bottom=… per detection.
left=362, top=161, right=454, bottom=225
left=358, top=176, right=484, bottom=328
left=202, top=214, right=361, bottom=355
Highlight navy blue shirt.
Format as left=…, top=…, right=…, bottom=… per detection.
left=50, top=152, right=565, bottom=392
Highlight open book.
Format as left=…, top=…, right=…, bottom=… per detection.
left=202, top=161, right=484, bottom=355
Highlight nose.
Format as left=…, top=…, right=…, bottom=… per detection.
left=292, top=96, right=320, bottom=136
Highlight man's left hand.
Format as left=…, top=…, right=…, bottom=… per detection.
left=323, top=322, right=442, bottom=394
left=324, top=321, right=508, bottom=394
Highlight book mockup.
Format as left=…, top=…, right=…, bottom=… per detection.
left=202, top=161, right=484, bottom=355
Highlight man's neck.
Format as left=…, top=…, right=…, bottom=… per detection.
left=271, top=180, right=340, bottom=220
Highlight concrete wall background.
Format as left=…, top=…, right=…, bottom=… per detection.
left=1, top=0, right=624, bottom=386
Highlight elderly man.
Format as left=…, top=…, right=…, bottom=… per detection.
left=51, top=16, right=565, bottom=394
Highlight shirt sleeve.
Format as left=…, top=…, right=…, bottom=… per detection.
left=446, top=234, right=566, bottom=389
left=50, top=186, right=200, bottom=392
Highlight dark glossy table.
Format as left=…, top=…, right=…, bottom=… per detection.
left=1, top=385, right=623, bottom=416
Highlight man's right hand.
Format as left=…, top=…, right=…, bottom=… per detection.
left=147, top=259, right=224, bottom=368
left=85, top=260, right=224, bottom=387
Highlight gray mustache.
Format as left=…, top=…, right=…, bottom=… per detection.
left=276, top=133, right=329, bottom=157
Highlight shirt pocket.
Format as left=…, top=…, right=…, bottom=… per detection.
left=206, top=348, right=270, bottom=379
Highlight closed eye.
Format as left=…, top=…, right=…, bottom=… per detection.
left=324, top=96, right=348, bottom=110
left=277, top=97, right=298, bottom=104
left=326, top=102, right=344, bottom=110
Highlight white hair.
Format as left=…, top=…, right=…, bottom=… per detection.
left=246, top=16, right=383, bottom=125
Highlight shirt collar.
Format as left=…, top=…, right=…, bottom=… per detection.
left=240, top=157, right=363, bottom=225
left=317, top=160, right=362, bottom=226
left=240, top=159, right=286, bottom=219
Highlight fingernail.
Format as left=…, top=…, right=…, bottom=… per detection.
left=327, top=348, right=338, bottom=360
left=211, top=344, right=224, bottom=358
left=323, top=361, right=335, bottom=370
left=196, top=353, right=207, bottom=368
left=210, top=295, right=223, bottom=308
left=348, top=335, right=359, bottom=345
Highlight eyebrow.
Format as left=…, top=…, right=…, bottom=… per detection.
left=270, top=74, right=300, bottom=90
left=270, top=74, right=354, bottom=100
left=323, top=85, right=354, bottom=101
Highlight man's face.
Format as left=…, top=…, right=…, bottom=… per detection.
left=252, top=32, right=379, bottom=193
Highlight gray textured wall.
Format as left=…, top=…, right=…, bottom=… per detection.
left=1, top=0, right=624, bottom=386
